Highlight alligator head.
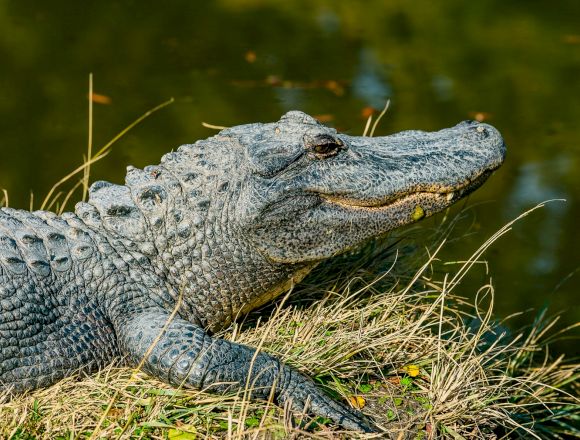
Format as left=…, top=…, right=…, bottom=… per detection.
left=230, top=111, right=505, bottom=263
left=80, top=110, right=504, bottom=330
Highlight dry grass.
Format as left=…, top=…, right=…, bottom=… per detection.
left=0, top=208, right=578, bottom=439
left=0, top=91, right=578, bottom=438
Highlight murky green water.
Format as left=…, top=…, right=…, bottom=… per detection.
left=0, top=1, right=578, bottom=354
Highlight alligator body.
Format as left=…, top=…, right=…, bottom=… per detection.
left=0, top=111, right=505, bottom=431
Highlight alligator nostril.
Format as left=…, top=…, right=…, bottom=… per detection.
left=473, top=125, right=489, bottom=138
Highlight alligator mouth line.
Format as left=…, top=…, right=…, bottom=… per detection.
left=320, top=170, right=493, bottom=211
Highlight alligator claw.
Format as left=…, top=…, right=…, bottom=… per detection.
left=290, top=393, right=375, bottom=432
left=278, top=368, right=376, bottom=432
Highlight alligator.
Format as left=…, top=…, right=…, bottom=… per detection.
left=0, top=111, right=505, bottom=432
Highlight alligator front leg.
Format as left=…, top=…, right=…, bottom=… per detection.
left=117, top=309, right=372, bottom=432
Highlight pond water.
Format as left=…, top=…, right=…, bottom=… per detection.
left=0, top=1, right=578, bottom=355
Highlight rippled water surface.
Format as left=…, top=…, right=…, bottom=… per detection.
left=0, top=1, right=578, bottom=354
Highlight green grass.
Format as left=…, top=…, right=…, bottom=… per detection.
left=0, top=97, right=578, bottom=439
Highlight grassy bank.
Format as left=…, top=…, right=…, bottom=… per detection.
left=1, top=209, right=578, bottom=439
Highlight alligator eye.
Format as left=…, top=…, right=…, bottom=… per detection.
left=306, top=135, right=343, bottom=159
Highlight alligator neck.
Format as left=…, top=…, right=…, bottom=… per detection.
left=74, top=145, right=313, bottom=331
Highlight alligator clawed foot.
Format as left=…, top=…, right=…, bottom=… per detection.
left=295, top=403, right=376, bottom=433
left=279, top=378, right=377, bottom=433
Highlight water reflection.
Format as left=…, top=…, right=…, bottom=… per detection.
left=431, top=74, right=454, bottom=102
left=507, top=160, right=569, bottom=274
left=353, top=48, right=391, bottom=109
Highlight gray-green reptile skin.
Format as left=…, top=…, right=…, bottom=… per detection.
left=0, top=111, right=505, bottom=431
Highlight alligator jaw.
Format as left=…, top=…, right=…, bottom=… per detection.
left=319, top=169, right=494, bottom=212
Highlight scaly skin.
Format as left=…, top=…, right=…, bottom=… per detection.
left=0, top=111, right=505, bottom=431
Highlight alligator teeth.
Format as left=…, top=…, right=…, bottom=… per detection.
left=446, top=192, right=454, bottom=202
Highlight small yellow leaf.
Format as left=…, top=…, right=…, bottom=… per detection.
left=411, top=206, right=425, bottom=221
left=348, top=395, right=366, bottom=409
left=403, top=364, right=421, bottom=377
left=135, top=396, right=153, bottom=406
left=168, top=426, right=196, bottom=439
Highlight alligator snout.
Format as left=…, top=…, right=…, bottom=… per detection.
left=457, top=120, right=506, bottom=156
